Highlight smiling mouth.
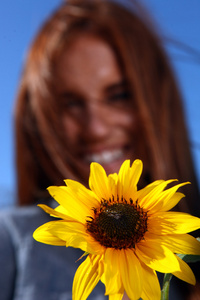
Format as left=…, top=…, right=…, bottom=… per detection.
left=84, top=149, right=124, bottom=165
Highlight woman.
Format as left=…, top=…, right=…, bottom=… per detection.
left=0, top=0, right=199, bottom=299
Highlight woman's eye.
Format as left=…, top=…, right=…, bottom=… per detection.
left=60, top=95, right=85, bottom=115
left=64, top=99, right=83, bottom=108
left=108, top=91, right=131, bottom=104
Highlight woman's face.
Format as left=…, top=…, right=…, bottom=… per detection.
left=55, top=35, right=138, bottom=181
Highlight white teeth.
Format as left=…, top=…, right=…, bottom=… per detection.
left=85, top=149, right=123, bottom=164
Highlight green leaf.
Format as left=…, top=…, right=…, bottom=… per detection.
left=176, top=253, right=200, bottom=263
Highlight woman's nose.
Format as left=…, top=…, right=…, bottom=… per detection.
left=83, top=104, right=110, bottom=140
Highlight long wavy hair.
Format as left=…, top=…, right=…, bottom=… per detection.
left=15, top=0, right=199, bottom=214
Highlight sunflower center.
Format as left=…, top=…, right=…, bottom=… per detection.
left=86, top=199, right=148, bottom=249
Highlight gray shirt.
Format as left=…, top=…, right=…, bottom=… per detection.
left=0, top=202, right=107, bottom=300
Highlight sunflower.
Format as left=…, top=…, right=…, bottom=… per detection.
left=33, top=159, right=200, bottom=300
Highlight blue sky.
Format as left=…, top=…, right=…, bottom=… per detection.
left=0, top=0, right=200, bottom=207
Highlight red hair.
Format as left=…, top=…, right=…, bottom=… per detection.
left=15, top=0, right=199, bottom=214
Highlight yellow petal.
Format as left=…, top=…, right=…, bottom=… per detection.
left=117, top=160, right=131, bottom=200
left=140, top=262, right=161, bottom=300
left=149, top=182, right=188, bottom=213
left=38, top=204, right=71, bottom=220
left=104, top=248, right=123, bottom=295
left=136, top=242, right=180, bottom=273
left=148, top=215, right=175, bottom=235
left=118, top=159, right=143, bottom=200
left=47, top=220, right=86, bottom=240
left=159, top=192, right=185, bottom=212
left=55, top=204, right=69, bottom=215
left=109, top=293, right=124, bottom=300
left=46, top=220, right=104, bottom=254
left=129, top=159, right=143, bottom=185
left=89, top=162, right=110, bottom=199
left=137, top=180, right=164, bottom=199
left=107, top=173, right=118, bottom=200
left=149, top=212, right=200, bottom=234
left=119, top=249, right=143, bottom=300
left=138, top=180, right=176, bottom=212
left=146, top=233, right=200, bottom=255
left=66, top=233, right=105, bottom=255
left=172, top=255, right=196, bottom=285
left=33, top=222, right=66, bottom=245
left=64, top=179, right=100, bottom=207
left=72, top=254, right=102, bottom=300
left=47, top=186, right=91, bottom=223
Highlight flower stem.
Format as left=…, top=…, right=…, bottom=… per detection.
left=161, top=273, right=173, bottom=300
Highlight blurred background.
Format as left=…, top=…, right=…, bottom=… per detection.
left=0, top=0, right=200, bottom=207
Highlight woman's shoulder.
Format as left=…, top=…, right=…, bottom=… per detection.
left=0, top=201, right=108, bottom=300
left=0, top=203, right=41, bottom=218
left=0, top=200, right=53, bottom=243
